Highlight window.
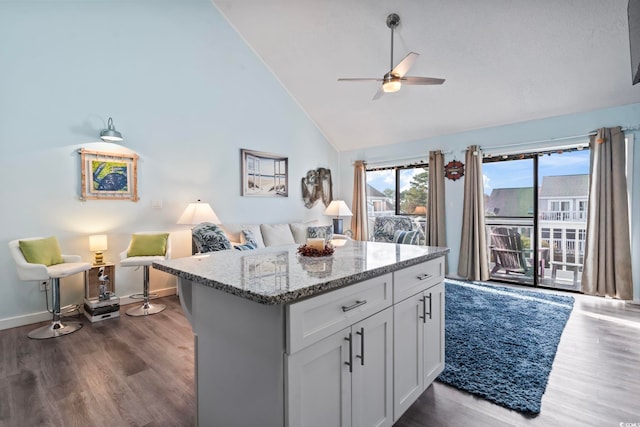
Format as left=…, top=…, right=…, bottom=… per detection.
left=366, top=165, right=428, bottom=216
left=366, top=164, right=428, bottom=242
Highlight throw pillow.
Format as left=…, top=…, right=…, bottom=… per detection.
left=127, top=233, right=170, bottom=257
left=240, top=224, right=266, bottom=248
left=289, top=220, right=319, bottom=244
left=242, top=229, right=259, bottom=247
left=393, top=230, right=419, bottom=245
left=19, top=236, right=64, bottom=266
left=307, top=225, right=334, bottom=241
left=191, top=223, right=231, bottom=253
left=260, top=223, right=296, bottom=246
left=234, top=242, right=257, bottom=251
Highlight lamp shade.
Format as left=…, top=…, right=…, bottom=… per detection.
left=177, top=200, right=221, bottom=225
left=89, top=234, right=108, bottom=252
left=324, top=200, right=353, bottom=217
left=100, top=117, right=123, bottom=142
left=413, top=206, right=427, bottom=215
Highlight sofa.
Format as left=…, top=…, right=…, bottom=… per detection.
left=191, top=221, right=348, bottom=254
left=371, top=215, right=421, bottom=245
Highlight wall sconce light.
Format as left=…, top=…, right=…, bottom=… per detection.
left=100, top=117, right=123, bottom=142
left=323, top=200, right=353, bottom=235
left=89, top=234, right=108, bottom=265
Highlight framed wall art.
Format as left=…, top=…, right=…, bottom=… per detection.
left=79, top=148, right=139, bottom=201
left=241, top=149, right=288, bottom=197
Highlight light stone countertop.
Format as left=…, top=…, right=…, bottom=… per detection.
left=153, top=240, right=449, bottom=305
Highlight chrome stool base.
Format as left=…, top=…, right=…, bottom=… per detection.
left=126, top=302, right=166, bottom=317
left=28, top=320, right=83, bottom=340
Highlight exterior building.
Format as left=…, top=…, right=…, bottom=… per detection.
left=538, top=174, right=589, bottom=278
left=484, top=174, right=589, bottom=289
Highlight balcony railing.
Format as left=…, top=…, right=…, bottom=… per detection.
left=539, top=211, right=587, bottom=221
left=486, top=223, right=583, bottom=291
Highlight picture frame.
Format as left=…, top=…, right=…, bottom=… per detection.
left=79, top=148, right=139, bottom=201
left=241, top=149, right=288, bottom=197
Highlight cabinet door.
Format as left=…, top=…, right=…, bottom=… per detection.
left=422, top=282, right=445, bottom=388
left=351, top=307, right=393, bottom=427
left=287, top=329, right=352, bottom=427
left=393, top=293, right=424, bottom=421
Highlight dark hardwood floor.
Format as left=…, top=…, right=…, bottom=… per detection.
left=1, top=290, right=639, bottom=427
left=0, top=297, right=195, bottom=427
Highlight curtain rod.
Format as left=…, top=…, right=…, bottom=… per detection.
left=352, top=125, right=639, bottom=166
left=352, top=150, right=454, bottom=167
left=480, top=124, right=640, bottom=152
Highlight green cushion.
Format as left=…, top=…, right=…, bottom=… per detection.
left=19, top=236, right=64, bottom=266
left=127, top=233, right=169, bottom=257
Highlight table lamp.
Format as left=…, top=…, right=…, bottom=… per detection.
left=323, top=200, right=353, bottom=235
left=414, top=206, right=427, bottom=216
left=177, top=199, right=221, bottom=225
left=89, top=234, right=108, bottom=265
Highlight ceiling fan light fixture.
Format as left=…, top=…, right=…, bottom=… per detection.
left=383, top=79, right=401, bottom=93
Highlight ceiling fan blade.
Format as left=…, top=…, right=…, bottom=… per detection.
left=372, top=86, right=384, bottom=100
left=390, top=52, right=419, bottom=78
left=337, top=78, right=383, bottom=82
left=401, top=76, right=446, bottom=85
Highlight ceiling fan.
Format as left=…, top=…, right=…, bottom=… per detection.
left=338, top=13, right=445, bottom=100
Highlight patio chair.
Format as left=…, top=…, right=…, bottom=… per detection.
left=489, top=227, right=532, bottom=276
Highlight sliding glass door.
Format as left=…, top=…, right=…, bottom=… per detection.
left=483, top=148, right=590, bottom=290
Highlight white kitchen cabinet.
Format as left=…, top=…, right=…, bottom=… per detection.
left=422, top=281, right=444, bottom=387
left=286, top=327, right=352, bottom=427
left=287, top=307, right=393, bottom=427
left=161, top=243, right=448, bottom=427
left=393, top=281, right=445, bottom=422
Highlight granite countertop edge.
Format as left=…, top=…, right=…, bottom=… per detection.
left=153, top=247, right=449, bottom=305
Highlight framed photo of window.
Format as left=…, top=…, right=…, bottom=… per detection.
left=241, top=149, right=288, bottom=197
left=79, top=148, right=139, bottom=201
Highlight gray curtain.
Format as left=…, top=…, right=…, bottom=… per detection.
left=457, top=146, right=489, bottom=281
left=351, top=160, right=369, bottom=241
left=427, top=150, right=448, bottom=272
left=581, top=127, right=633, bottom=299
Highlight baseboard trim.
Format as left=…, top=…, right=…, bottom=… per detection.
left=0, top=287, right=177, bottom=332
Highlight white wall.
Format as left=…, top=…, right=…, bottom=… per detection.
left=0, top=0, right=338, bottom=328
left=338, top=103, right=640, bottom=299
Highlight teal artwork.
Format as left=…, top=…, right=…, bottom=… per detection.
left=92, top=160, right=128, bottom=192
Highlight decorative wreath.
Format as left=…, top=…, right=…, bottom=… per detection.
left=444, top=160, right=465, bottom=181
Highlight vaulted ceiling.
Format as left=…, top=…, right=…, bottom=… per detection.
left=212, top=0, right=640, bottom=151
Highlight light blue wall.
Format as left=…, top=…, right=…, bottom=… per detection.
left=339, top=103, right=640, bottom=299
left=0, top=0, right=338, bottom=327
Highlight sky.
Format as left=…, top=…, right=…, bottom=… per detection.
left=367, top=167, right=425, bottom=194
left=366, top=150, right=590, bottom=196
left=483, top=150, right=590, bottom=194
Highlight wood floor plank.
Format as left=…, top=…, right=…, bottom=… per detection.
left=0, top=290, right=638, bottom=427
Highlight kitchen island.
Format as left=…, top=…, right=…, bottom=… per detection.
left=154, top=240, right=449, bottom=427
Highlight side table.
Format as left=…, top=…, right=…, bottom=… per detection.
left=84, top=262, right=120, bottom=322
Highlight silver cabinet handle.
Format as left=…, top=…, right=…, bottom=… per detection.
left=344, top=333, right=353, bottom=372
left=416, top=273, right=432, bottom=280
left=342, top=300, right=367, bottom=312
left=425, top=293, right=432, bottom=320
left=356, top=327, right=364, bottom=366
left=419, top=295, right=426, bottom=323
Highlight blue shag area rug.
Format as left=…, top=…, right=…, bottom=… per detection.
left=437, top=279, right=574, bottom=414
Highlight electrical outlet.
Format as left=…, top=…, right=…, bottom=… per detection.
left=40, top=281, right=49, bottom=292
